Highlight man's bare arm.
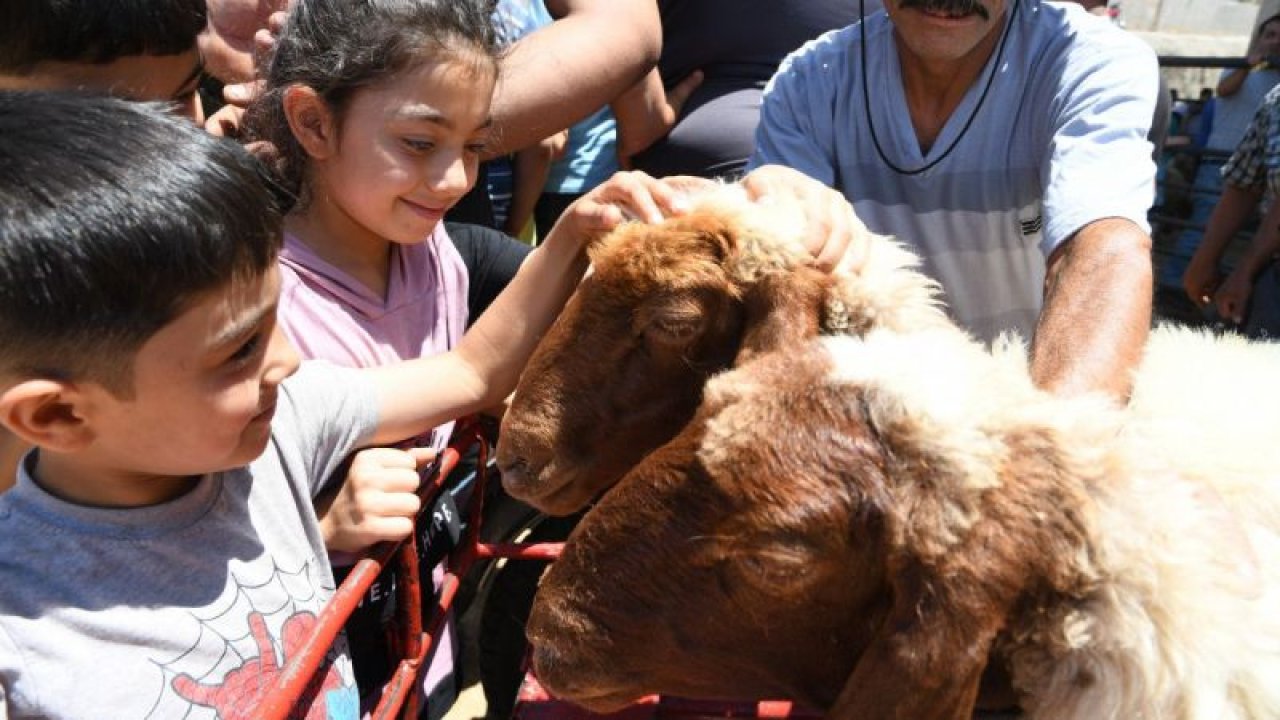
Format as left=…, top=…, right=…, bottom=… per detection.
left=488, top=0, right=660, bottom=156
left=1031, top=217, right=1153, bottom=400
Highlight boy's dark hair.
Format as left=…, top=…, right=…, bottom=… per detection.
left=0, top=90, right=282, bottom=394
left=0, top=0, right=206, bottom=72
left=247, top=0, right=501, bottom=206
left=1260, top=13, right=1280, bottom=35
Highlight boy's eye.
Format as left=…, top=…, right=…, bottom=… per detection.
left=465, top=141, right=489, bottom=154
left=403, top=138, right=434, bottom=152
left=227, top=333, right=263, bottom=366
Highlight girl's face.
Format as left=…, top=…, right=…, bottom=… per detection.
left=318, top=52, right=496, bottom=246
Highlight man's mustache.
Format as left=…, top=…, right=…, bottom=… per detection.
left=897, top=0, right=991, bottom=20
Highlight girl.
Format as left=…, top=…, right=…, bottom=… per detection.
left=245, top=1, right=690, bottom=716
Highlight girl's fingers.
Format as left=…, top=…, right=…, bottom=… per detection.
left=601, top=171, right=665, bottom=224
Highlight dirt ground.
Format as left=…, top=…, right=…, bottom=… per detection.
left=444, top=682, right=488, bottom=720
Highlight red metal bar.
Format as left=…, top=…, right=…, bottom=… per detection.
left=474, top=541, right=563, bottom=561
left=259, top=431, right=472, bottom=720
left=369, top=570, right=462, bottom=718
left=392, top=538, right=424, bottom=719
left=370, top=661, right=421, bottom=720
left=514, top=674, right=823, bottom=719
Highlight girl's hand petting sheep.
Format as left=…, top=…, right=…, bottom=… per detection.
left=549, top=171, right=717, bottom=248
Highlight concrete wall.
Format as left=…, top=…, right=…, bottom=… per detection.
left=1124, top=0, right=1277, bottom=97
left=1137, top=31, right=1249, bottom=96
left=1120, top=0, right=1261, bottom=34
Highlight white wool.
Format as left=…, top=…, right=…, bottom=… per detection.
left=685, top=185, right=952, bottom=335
left=816, top=326, right=1280, bottom=718
left=678, top=191, right=1280, bottom=718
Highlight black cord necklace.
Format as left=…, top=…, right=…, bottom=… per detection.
left=860, top=0, right=1019, bottom=176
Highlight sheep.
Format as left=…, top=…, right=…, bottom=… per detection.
left=495, top=186, right=1280, bottom=718
left=497, top=185, right=949, bottom=516
left=524, top=324, right=1280, bottom=719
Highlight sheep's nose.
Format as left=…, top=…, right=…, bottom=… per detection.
left=498, top=456, right=536, bottom=496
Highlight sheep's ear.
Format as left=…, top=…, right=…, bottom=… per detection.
left=825, top=556, right=1001, bottom=720
left=735, top=268, right=830, bottom=365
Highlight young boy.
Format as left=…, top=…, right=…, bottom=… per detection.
left=0, top=90, right=689, bottom=719
left=0, top=0, right=212, bottom=490
left=0, top=0, right=207, bottom=121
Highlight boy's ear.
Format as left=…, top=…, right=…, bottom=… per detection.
left=0, top=380, right=96, bottom=452
left=283, top=85, right=338, bottom=160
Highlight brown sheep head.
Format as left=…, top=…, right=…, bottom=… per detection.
left=526, top=331, right=1099, bottom=718
left=498, top=188, right=946, bottom=516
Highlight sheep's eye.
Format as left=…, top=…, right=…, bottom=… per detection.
left=729, top=541, right=817, bottom=590
left=648, top=313, right=703, bottom=343
left=643, top=296, right=708, bottom=347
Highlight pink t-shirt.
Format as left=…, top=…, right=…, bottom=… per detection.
left=278, top=225, right=469, bottom=449
left=277, top=224, right=469, bottom=709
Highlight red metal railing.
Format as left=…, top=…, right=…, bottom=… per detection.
left=259, top=419, right=558, bottom=720
left=262, top=418, right=819, bottom=720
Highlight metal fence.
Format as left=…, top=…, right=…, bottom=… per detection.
left=1149, top=55, right=1259, bottom=326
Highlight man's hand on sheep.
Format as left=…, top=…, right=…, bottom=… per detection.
left=740, top=164, right=869, bottom=274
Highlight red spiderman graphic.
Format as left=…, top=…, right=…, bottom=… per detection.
left=172, top=610, right=354, bottom=719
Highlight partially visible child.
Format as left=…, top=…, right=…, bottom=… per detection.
left=0, top=0, right=211, bottom=492
left=491, top=0, right=688, bottom=241
left=0, top=0, right=207, bottom=121
left=0, top=89, right=690, bottom=719
left=487, top=0, right=566, bottom=239
left=245, top=1, right=511, bottom=713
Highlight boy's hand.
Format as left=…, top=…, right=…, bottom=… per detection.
left=550, top=171, right=717, bottom=247
left=741, top=164, right=869, bottom=274
left=318, top=446, right=434, bottom=553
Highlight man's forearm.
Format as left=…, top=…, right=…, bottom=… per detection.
left=1217, top=65, right=1249, bottom=97
left=1198, top=183, right=1262, bottom=265
left=487, top=0, right=660, bottom=156
left=1236, top=196, right=1280, bottom=279
left=1031, top=218, right=1153, bottom=400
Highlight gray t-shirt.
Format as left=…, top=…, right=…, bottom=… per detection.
left=0, top=362, right=379, bottom=719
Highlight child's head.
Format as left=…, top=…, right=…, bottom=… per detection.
left=0, top=91, right=294, bottom=482
left=248, top=0, right=501, bottom=243
left=0, top=0, right=208, bottom=122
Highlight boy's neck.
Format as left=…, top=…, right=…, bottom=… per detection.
left=28, top=450, right=202, bottom=508
left=286, top=201, right=397, bottom=302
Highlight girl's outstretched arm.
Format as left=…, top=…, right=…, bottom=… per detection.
left=364, top=172, right=692, bottom=446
